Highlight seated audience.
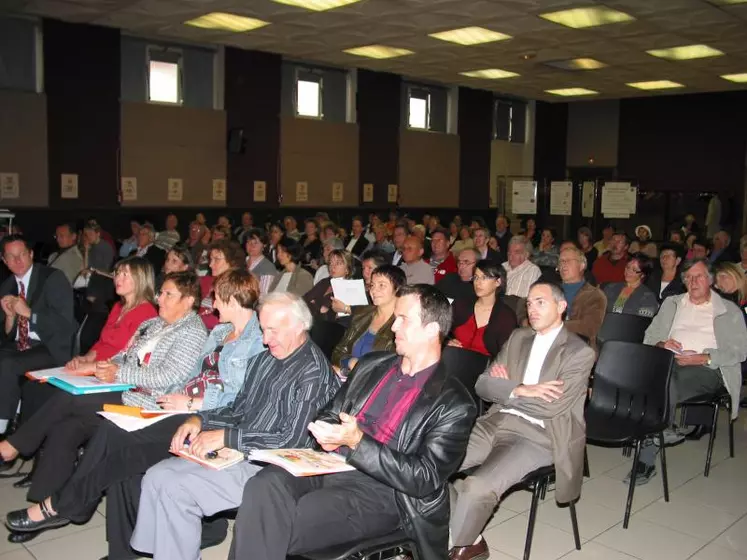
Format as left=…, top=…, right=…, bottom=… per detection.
left=691, top=237, right=709, bottom=260
left=314, top=237, right=345, bottom=285
left=360, top=249, right=390, bottom=292
left=450, top=225, right=475, bottom=256
left=591, top=230, right=630, bottom=285
left=603, top=253, right=659, bottom=318
left=532, top=227, right=560, bottom=268
left=739, top=238, right=747, bottom=273
left=523, top=217, right=541, bottom=248
left=82, top=220, right=115, bottom=273
left=494, top=214, right=513, bottom=255
left=304, top=249, right=354, bottom=322
left=449, top=282, right=595, bottom=559
left=473, top=227, right=502, bottom=264
left=715, top=262, right=747, bottom=316
left=234, top=212, right=254, bottom=246
left=559, top=246, right=607, bottom=351
left=593, top=224, right=614, bottom=255
left=669, top=229, right=685, bottom=244
left=437, top=248, right=479, bottom=302
left=230, top=285, right=477, bottom=560
left=681, top=213, right=700, bottom=237
left=269, top=238, right=314, bottom=296
left=211, top=225, right=231, bottom=242
left=244, top=228, right=278, bottom=294
left=199, top=240, right=246, bottom=330
left=345, top=216, right=371, bottom=258
left=399, top=235, right=435, bottom=285
left=629, top=224, right=658, bottom=258
left=155, top=214, right=180, bottom=252
left=449, top=260, right=517, bottom=358
left=371, top=223, right=394, bottom=254
left=710, top=230, right=737, bottom=265
left=646, top=242, right=686, bottom=303
left=156, top=245, right=194, bottom=291
left=429, top=227, right=458, bottom=283
left=685, top=233, right=698, bottom=259
left=284, top=216, right=301, bottom=241
left=134, top=223, right=166, bottom=275
left=300, top=218, right=322, bottom=266
left=577, top=226, right=598, bottom=271
left=0, top=235, right=75, bottom=438
left=331, top=265, right=406, bottom=380
left=411, top=224, right=432, bottom=260
left=503, top=235, right=541, bottom=298
left=634, top=258, right=747, bottom=483
left=267, top=222, right=285, bottom=268
left=448, top=221, right=459, bottom=248
left=119, top=220, right=141, bottom=258
left=0, top=271, right=207, bottom=503
left=4, top=270, right=266, bottom=550
left=48, top=222, right=84, bottom=284
left=390, top=223, right=409, bottom=267
left=186, top=221, right=207, bottom=266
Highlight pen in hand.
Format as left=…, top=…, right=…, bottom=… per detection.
left=183, top=438, right=219, bottom=460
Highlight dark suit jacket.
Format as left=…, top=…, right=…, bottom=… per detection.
left=450, top=297, right=517, bottom=358
left=495, top=231, right=512, bottom=256
left=345, top=235, right=370, bottom=258
left=0, top=264, right=76, bottom=364
left=478, top=247, right=504, bottom=264
left=316, top=352, right=477, bottom=560
left=646, top=268, right=686, bottom=303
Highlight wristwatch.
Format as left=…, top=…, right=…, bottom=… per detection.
left=705, top=354, right=712, bottom=367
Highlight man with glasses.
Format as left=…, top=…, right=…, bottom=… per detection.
left=591, top=229, right=630, bottom=286
left=558, top=246, right=606, bottom=352
left=436, top=248, right=479, bottom=302
left=428, top=228, right=457, bottom=283
left=633, top=258, right=747, bottom=484
left=0, top=235, right=76, bottom=441
left=47, top=222, right=83, bottom=285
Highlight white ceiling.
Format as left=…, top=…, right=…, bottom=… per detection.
left=7, top=0, right=747, bottom=101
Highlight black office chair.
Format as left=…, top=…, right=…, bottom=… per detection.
left=441, top=346, right=490, bottom=414
left=310, top=320, right=347, bottom=361
left=679, top=387, right=735, bottom=477
left=73, top=309, right=111, bottom=356
left=596, top=313, right=652, bottom=348
left=585, top=341, right=675, bottom=528
left=291, top=528, right=420, bottom=560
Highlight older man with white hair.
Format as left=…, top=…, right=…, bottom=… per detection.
left=129, top=292, right=340, bottom=560
left=502, top=235, right=541, bottom=298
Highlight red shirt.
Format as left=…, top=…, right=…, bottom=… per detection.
left=199, top=276, right=220, bottom=330
left=592, top=253, right=629, bottom=286
left=452, top=315, right=490, bottom=356
left=431, top=253, right=458, bottom=283
left=90, top=301, right=158, bottom=360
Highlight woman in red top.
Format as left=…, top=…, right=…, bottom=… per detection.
left=66, top=256, right=158, bottom=372
left=198, top=239, right=246, bottom=330
left=448, top=260, right=518, bottom=357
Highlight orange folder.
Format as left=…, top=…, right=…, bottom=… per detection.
left=102, top=404, right=168, bottom=418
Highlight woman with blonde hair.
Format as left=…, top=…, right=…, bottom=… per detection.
left=715, top=262, right=747, bottom=315
left=304, top=249, right=354, bottom=322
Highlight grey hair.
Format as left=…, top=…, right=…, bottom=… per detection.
left=559, top=245, right=588, bottom=272
left=258, top=292, right=313, bottom=331
left=680, top=258, right=714, bottom=285
left=508, top=235, right=532, bottom=255
left=324, top=237, right=345, bottom=251
left=461, top=247, right=481, bottom=261
left=140, top=223, right=155, bottom=240
left=530, top=281, right=567, bottom=304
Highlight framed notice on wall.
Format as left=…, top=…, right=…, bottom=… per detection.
left=296, top=181, right=308, bottom=202
left=61, top=174, right=79, bottom=199
left=212, top=179, right=226, bottom=202
left=550, top=181, right=572, bottom=216
left=602, top=182, right=635, bottom=218
left=253, top=181, right=266, bottom=202
left=168, top=178, right=183, bottom=202
left=511, top=180, right=537, bottom=214
left=121, top=177, right=137, bottom=201
left=387, top=184, right=398, bottom=204
left=363, top=183, right=374, bottom=203
left=582, top=181, right=595, bottom=218
left=0, top=173, right=19, bottom=199
left=332, top=182, right=344, bottom=202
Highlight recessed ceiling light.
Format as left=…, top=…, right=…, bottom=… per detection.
left=460, top=68, right=519, bottom=79
left=545, top=88, right=599, bottom=96
left=185, top=12, right=270, bottom=32
left=647, top=44, right=724, bottom=60
left=627, top=80, right=685, bottom=90
left=545, top=58, right=608, bottom=70
left=722, top=73, right=747, bottom=83
left=539, top=6, right=635, bottom=29
left=343, top=45, right=414, bottom=59
left=272, top=0, right=361, bottom=11
left=429, top=26, right=512, bottom=46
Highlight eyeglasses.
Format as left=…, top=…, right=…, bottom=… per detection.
left=457, top=260, right=476, bottom=266
left=625, top=265, right=642, bottom=275
left=558, top=258, right=579, bottom=266
left=157, top=290, right=181, bottom=299
left=684, top=274, right=709, bottom=284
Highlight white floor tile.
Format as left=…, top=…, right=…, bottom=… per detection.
left=30, top=511, right=106, bottom=545
left=594, top=518, right=707, bottom=560
left=486, top=505, right=521, bottom=529
left=0, top=550, right=36, bottom=560
left=673, top=475, right=747, bottom=517
left=714, top=516, right=747, bottom=555
left=635, top=496, right=739, bottom=541
left=537, top=500, right=621, bottom=541
left=576, top=475, right=664, bottom=516
left=483, top=513, right=580, bottom=560
left=558, top=541, right=640, bottom=560
left=26, top=526, right=108, bottom=560
left=690, top=541, right=747, bottom=560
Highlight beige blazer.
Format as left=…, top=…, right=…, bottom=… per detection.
left=475, top=326, right=595, bottom=504
left=269, top=266, right=314, bottom=297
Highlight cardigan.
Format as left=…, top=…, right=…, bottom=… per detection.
left=269, top=266, right=314, bottom=297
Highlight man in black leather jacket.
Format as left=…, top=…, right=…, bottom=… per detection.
left=229, top=284, right=477, bottom=560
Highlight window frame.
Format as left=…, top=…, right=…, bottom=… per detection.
left=493, top=97, right=526, bottom=144
left=146, top=46, right=184, bottom=106
left=294, top=67, right=324, bottom=119
left=407, top=86, right=431, bottom=130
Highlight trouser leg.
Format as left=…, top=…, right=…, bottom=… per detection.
left=106, top=475, right=144, bottom=560
left=0, top=345, right=56, bottom=429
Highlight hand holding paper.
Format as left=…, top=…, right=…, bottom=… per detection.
left=330, top=278, right=368, bottom=307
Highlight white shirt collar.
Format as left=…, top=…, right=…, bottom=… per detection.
left=16, top=265, right=33, bottom=292
left=535, top=323, right=563, bottom=342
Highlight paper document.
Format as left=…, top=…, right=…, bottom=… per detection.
left=102, top=404, right=176, bottom=419
left=330, top=278, right=369, bottom=306
left=98, top=411, right=183, bottom=432
left=670, top=348, right=696, bottom=356
left=248, top=448, right=356, bottom=477
left=26, top=366, right=67, bottom=381
left=172, top=447, right=246, bottom=470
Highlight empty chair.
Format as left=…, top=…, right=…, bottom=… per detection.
left=596, top=313, right=652, bottom=347
left=585, top=341, right=675, bottom=528
left=440, top=346, right=490, bottom=413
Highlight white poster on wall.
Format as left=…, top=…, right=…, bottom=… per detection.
left=511, top=180, right=537, bottom=215
left=253, top=181, right=267, bottom=202
left=296, top=181, right=308, bottom=202
left=332, top=182, right=344, bottom=202
left=550, top=181, right=573, bottom=216
left=0, top=173, right=19, bottom=199
left=582, top=181, right=595, bottom=218
left=121, top=177, right=137, bottom=201
left=363, top=183, right=374, bottom=203
left=602, top=182, right=632, bottom=218
left=61, top=174, right=79, bottom=199
left=168, top=178, right=183, bottom=202
left=212, top=179, right=227, bottom=202
left=387, top=184, right=398, bottom=204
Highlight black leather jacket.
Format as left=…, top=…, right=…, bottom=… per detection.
left=315, top=352, right=477, bottom=559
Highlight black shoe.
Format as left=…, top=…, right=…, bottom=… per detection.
left=7, top=530, right=40, bottom=544
left=12, top=473, right=32, bottom=489
left=684, top=425, right=711, bottom=441
left=5, top=502, right=70, bottom=533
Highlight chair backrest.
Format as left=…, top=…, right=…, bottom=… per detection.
left=440, top=346, right=489, bottom=411
left=73, top=309, right=111, bottom=356
left=597, top=313, right=652, bottom=347
left=587, top=340, right=674, bottom=429
left=309, top=320, right=347, bottom=360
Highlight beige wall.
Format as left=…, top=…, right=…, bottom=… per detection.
left=399, top=130, right=459, bottom=207
left=566, top=100, right=620, bottom=167
left=280, top=117, right=359, bottom=207
left=0, top=90, right=48, bottom=206
left=120, top=102, right=227, bottom=207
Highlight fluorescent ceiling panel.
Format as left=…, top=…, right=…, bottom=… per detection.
left=627, top=80, right=685, bottom=90
left=272, top=0, right=361, bottom=11
left=721, top=73, right=747, bottom=82
left=185, top=12, right=270, bottom=32
left=647, top=44, right=724, bottom=60
left=544, top=58, right=608, bottom=70
left=539, top=6, right=635, bottom=29
left=460, top=68, right=519, bottom=79
left=429, top=26, right=511, bottom=46
left=545, top=88, right=599, bottom=96
left=343, top=45, right=414, bottom=59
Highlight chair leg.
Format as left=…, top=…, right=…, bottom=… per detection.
left=623, top=440, right=642, bottom=529
left=523, top=480, right=544, bottom=560
left=583, top=447, right=590, bottom=478
left=727, top=401, right=735, bottom=459
left=704, top=403, right=720, bottom=477
left=658, top=433, right=669, bottom=502
left=569, top=501, right=581, bottom=551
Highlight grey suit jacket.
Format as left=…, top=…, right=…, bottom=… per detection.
left=269, top=266, right=314, bottom=297
left=474, top=326, right=595, bottom=504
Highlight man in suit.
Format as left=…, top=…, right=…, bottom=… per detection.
left=449, top=282, right=595, bottom=560
left=230, top=285, right=477, bottom=560
left=0, top=235, right=76, bottom=437
left=135, top=224, right=166, bottom=275
left=494, top=214, right=513, bottom=256
left=390, top=223, right=409, bottom=267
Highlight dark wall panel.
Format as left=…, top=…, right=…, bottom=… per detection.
left=533, top=101, right=568, bottom=183
left=357, top=69, right=401, bottom=205
left=458, top=87, right=493, bottom=208
left=618, top=91, right=747, bottom=193
left=44, top=19, right=120, bottom=208
left=225, top=48, right=282, bottom=208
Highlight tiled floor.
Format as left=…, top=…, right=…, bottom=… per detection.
left=1, top=415, right=747, bottom=559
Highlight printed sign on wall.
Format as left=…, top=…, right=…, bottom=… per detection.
left=212, top=179, right=226, bottom=201
left=387, top=184, right=398, bottom=203
left=168, top=178, right=183, bottom=202
left=363, top=183, right=374, bottom=203
left=296, top=181, right=308, bottom=202
left=550, top=181, right=572, bottom=216
left=61, top=174, right=78, bottom=199
left=121, top=177, right=137, bottom=201
left=332, top=182, right=344, bottom=202
left=253, top=181, right=267, bottom=202
left=511, top=180, right=537, bottom=215
left=0, top=173, right=19, bottom=199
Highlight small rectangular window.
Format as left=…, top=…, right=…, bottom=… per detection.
left=148, top=60, right=180, bottom=103
left=297, top=79, right=322, bottom=117
left=408, top=88, right=430, bottom=130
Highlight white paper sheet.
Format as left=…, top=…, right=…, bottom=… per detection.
left=330, top=278, right=369, bottom=306
left=97, top=411, right=183, bottom=432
